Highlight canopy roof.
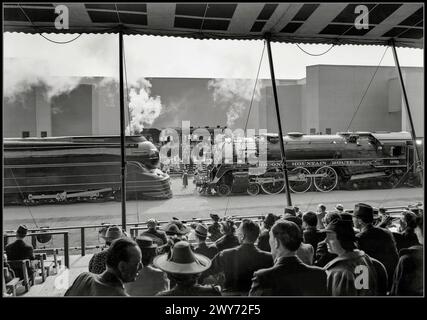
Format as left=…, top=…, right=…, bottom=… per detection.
left=3, top=3, right=424, bottom=48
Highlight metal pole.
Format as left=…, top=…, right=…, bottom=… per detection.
left=80, top=228, right=85, bottom=256
left=390, top=39, right=423, bottom=181
left=265, top=35, right=292, bottom=207
left=119, top=28, right=127, bottom=231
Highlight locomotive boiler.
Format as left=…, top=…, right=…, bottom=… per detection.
left=3, top=135, right=172, bottom=204
left=195, top=131, right=420, bottom=196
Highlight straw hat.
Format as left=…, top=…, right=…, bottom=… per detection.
left=153, top=241, right=211, bottom=274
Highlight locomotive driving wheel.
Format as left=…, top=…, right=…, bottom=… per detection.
left=247, top=183, right=260, bottom=196
left=313, top=166, right=338, bottom=192
left=216, top=184, right=231, bottom=197
left=260, top=168, right=286, bottom=195
left=289, top=167, right=312, bottom=193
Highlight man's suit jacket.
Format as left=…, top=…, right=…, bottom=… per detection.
left=356, top=225, right=399, bottom=287
left=5, top=239, right=34, bottom=261
left=249, top=256, right=328, bottom=296
left=205, top=243, right=273, bottom=293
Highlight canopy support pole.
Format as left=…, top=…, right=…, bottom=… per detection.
left=119, top=28, right=127, bottom=231
left=390, top=39, right=423, bottom=183
left=265, top=35, right=293, bottom=208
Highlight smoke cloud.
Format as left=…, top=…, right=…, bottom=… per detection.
left=208, top=79, right=262, bottom=128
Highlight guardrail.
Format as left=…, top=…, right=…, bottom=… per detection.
left=4, top=204, right=421, bottom=257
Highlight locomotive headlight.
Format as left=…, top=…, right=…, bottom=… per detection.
left=416, top=139, right=422, bottom=145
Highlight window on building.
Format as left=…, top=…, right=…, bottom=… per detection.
left=325, top=128, right=331, bottom=135
left=41, top=131, right=47, bottom=138
left=310, top=128, right=316, bottom=134
left=22, top=131, right=30, bottom=138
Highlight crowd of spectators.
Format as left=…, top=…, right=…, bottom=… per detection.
left=4, top=202, right=423, bottom=297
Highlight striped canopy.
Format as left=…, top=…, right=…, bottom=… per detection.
left=3, top=2, right=424, bottom=48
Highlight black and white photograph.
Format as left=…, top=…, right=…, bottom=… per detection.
left=2, top=1, right=424, bottom=313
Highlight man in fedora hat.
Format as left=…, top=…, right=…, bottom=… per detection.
left=205, top=219, right=273, bottom=295
left=154, top=241, right=221, bottom=296
left=65, top=238, right=142, bottom=296
left=125, top=236, right=169, bottom=296
left=352, top=203, right=399, bottom=290
left=258, top=213, right=279, bottom=252
left=193, top=223, right=218, bottom=260
left=5, top=225, right=36, bottom=280
left=89, top=225, right=124, bottom=274
left=208, top=213, right=222, bottom=242
left=250, top=220, right=327, bottom=296
left=141, top=218, right=168, bottom=246
left=322, top=219, right=388, bottom=296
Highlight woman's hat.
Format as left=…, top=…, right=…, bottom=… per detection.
left=163, top=219, right=190, bottom=236
left=136, top=236, right=157, bottom=250
left=101, top=225, right=123, bottom=242
left=153, top=241, right=211, bottom=274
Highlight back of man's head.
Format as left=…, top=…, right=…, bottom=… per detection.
left=106, top=238, right=138, bottom=269
left=271, top=220, right=302, bottom=252
left=318, top=204, right=326, bottom=212
left=302, top=211, right=318, bottom=228
left=239, top=219, right=260, bottom=243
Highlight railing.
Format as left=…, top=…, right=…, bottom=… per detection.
left=4, top=231, right=70, bottom=268
left=4, top=204, right=421, bottom=257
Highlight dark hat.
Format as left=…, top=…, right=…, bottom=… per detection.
left=16, top=225, right=28, bottom=236
left=322, top=219, right=356, bottom=241
left=163, top=220, right=189, bottom=236
left=136, top=236, right=157, bottom=250
left=283, top=215, right=303, bottom=229
left=353, top=203, right=374, bottom=222
left=284, top=207, right=296, bottom=216
left=194, top=223, right=208, bottom=238
left=264, top=213, right=279, bottom=228
left=210, top=213, right=220, bottom=221
left=339, top=212, right=353, bottom=222
left=153, top=241, right=211, bottom=274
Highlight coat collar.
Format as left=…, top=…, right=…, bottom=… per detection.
left=323, top=249, right=366, bottom=269
left=274, top=255, right=301, bottom=266
left=99, top=270, right=125, bottom=289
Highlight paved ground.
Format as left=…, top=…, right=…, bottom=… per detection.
left=4, top=183, right=423, bottom=249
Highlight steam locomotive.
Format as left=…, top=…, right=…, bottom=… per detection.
left=3, top=135, right=172, bottom=205
left=195, top=131, right=422, bottom=196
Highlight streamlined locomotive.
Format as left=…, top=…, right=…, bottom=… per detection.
left=4, top=135, right=172, bottom=204
left=196, top=131, right=421, bottom=196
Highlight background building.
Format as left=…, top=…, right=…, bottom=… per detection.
left=3, top=65, right=423, bottom=139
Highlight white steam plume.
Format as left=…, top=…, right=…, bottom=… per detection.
left=4, top=58, right=81, bottom=101
left=126, top=78, right=163, bottom=134
left=208, top=79, right=262, bottom=127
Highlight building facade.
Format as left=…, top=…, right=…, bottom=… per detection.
left=3, top=65, right=423, bottom=139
